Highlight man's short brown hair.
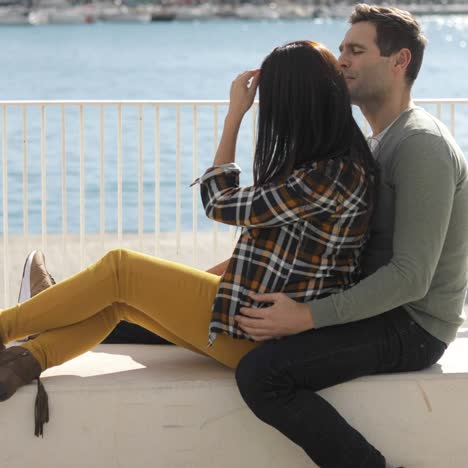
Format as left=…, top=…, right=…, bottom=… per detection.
left=350, top=4, right=427, bottom=87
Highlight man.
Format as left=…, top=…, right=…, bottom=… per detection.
left=232, top=4, right=468, bottom=468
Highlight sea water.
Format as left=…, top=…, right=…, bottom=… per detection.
left=0, top=16, right=467, bottom=233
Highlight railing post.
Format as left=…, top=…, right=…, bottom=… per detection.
left=61, top=104, right=67, bottom=268
left=100, top=104, right=105, bottom=250
left=138, top=103, right=144, bottom=252
left=117, top=103, right=123, bottom=245
left=2, top=104, right=9, bottom=306
left=213, top=104, right=219, bottom=254
left=176, top=104, right=181, bottom=255
left=192, top=104, right=198, bottom=267
left=154, top=104, right=160, bottom=257
left=79, top=104, right=85, bottom=269
left=40, top=104, right=47, bottom=253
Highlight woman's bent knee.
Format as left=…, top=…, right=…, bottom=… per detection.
left=104, top=248, right=131, bottom=265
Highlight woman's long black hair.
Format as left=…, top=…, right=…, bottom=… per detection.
left=254, top=40, right=377, bottom=205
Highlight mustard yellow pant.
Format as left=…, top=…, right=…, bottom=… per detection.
left=0, top=248, right=259, bottom=371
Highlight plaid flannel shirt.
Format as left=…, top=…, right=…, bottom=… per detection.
left=194, top=158, right=372, bottom=345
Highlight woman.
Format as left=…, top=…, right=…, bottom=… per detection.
left=0, top=41, right=376, bottom=439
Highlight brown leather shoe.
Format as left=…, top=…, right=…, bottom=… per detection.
left=0, top=346, right=49, bottom=437
left=0, top=346, right=41, bottom=401
left=18, top=250, right=56, bottom=342
left=18, top=250, right=56, bottom=303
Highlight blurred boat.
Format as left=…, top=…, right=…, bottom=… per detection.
left=0, top=7, right=28, bottom=24
left=235, top=3, right=280, bottom=20
left=214, top=4, right=237, bottom=19
left=99, top=6, right=151, bottom=23
left=151, top=12, right=175, bottom=22
left=48, top=9, right=95, bottom=24
left=173, top=4, right=216, bottom=21
left=29, top=7, right=96, bottom=25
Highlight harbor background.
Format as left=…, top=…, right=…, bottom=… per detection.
left=0, top=15, right=467, bottom=237
left=1, top=0, right=468, bottom=23
left=0, top=11, right=467, bottom=303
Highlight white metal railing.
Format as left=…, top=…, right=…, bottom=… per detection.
left=0, top=99, right=467, bottom=307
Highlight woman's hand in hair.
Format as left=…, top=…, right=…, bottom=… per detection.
left=227, top=70, right=260, bottom=120
left=235, top=293, right=315, bottom=341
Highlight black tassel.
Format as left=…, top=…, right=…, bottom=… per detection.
left=34, top=377, right=49, bottom=437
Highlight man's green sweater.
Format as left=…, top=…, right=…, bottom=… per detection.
left=310, top=106, right=468, bottom=344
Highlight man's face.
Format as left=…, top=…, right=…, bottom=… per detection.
left=338, top=22, right=394, bottom=105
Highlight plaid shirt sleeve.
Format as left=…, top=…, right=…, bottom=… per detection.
left=194, top=159, right=360, bottom=228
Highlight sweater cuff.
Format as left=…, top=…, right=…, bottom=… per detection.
left=308, top=295, right=341, bottom=329
left=190, top=163, right=241, bottom=186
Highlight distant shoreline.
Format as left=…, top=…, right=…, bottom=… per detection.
left=1, top=2, right=468, bottom=25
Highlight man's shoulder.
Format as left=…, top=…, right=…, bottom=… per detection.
left=391, top=106, right=449, bottom=141
left=384, top=107, right=465, bottom=167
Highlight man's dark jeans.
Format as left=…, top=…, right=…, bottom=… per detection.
left=103, top=321, right=171, bottom=345
left=235, top=307, right=447, bottom=468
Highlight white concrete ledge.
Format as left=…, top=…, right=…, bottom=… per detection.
left=2, top=241, right=467, bottom=466
left=1, top=328, right=468, bottom=468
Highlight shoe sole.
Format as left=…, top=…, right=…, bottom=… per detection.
left=0, top=382, right=8, bottom=401
left=18, top=250, right=37, bottom=303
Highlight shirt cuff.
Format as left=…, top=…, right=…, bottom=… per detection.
left=307, top=295, right=341, bottom=329
left=190, top=163, right=241, bottom=187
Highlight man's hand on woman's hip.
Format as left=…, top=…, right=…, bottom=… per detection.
left=235, top=293, right=315, bottom=342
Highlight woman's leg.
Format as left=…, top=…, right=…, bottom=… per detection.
left=22, top=303, right=206, bottom=370
left=0, top=248, right=258, bottom=370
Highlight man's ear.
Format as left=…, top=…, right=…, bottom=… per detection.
left=394, top=48, right=412, bottom=73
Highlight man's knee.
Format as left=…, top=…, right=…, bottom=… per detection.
left=235, top=350, right=259, bottom=403
left=235, top=345, right=282, bottom=418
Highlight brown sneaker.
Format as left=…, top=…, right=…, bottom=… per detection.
left=18, top=250, right=56, bottom=303
left=0, top=346, right=49, bottom=437
left=17, top=250, right=56, bottom=342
